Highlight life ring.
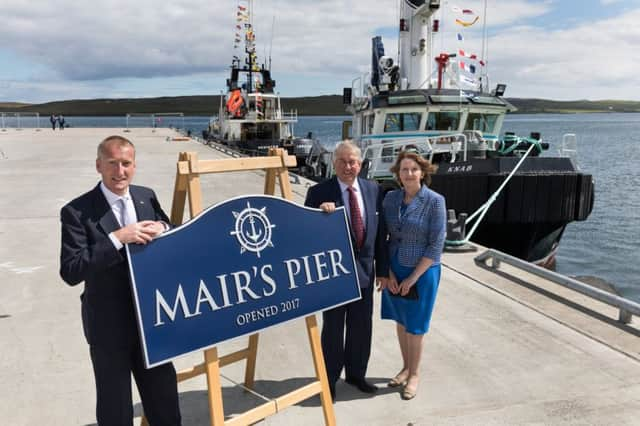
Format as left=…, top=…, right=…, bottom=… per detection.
left=226, top=90, right=244, bottom=117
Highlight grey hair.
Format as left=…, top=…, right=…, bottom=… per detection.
left=333, top=139, right=362, bottom=160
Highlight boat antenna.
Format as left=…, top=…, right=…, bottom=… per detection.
left=268, top=15, right=275, bottom=70
left=480, top=0, right=489, bottom=92
left=396, top=0, right=401, bottom=61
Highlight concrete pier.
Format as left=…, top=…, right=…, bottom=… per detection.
left=1, top=128, right=638, bottom=425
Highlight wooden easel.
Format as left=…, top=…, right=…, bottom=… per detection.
left=142, top=148, right=335, bottom=426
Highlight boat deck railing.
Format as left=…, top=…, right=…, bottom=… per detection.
left=475, top=249, right=640, bottom=324
left=361, top=133, right=468, bottom=180
left=241, top=109, right=298, bottom=122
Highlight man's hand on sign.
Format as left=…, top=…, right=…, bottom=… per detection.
left=319, top=202, right=336, bottom=213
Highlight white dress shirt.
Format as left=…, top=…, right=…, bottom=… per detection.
left=100, top=182, right=137, bottom=250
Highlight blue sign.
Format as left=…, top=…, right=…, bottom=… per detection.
left=127, top=195, right=360, bottom=368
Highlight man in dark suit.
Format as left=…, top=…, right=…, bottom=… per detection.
left=60, top=135, right=181, bottom=425
left=304, top=140, right=389, bottom=400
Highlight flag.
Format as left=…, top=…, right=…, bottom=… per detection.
left=456, top=16, right=480, bottom=27
left=459, top=61, right=476, bottom=74
left=457, top=33, right=464, bottom=41
left=458, top=49, right=478, bottom=60
left=460, top=75, right=478, bottom=87
left=238, top=5, right=246, bottom=11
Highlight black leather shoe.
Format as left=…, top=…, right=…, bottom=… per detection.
left=345, top=377, right=378, bottom=394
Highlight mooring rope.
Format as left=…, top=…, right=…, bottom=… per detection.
left=446, top=142, right=537, bottom=246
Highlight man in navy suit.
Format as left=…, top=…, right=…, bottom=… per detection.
left=60, top=135, right=181, bottom=425
left=304, top=140, right=389, bottom=400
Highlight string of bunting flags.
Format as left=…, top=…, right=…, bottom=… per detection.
left=450, top=4, right=485, bottom=89
left=233, top=1, right=261, bottom=72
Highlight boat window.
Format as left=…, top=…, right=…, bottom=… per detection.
left=384, top=112, right=422, bottom=132
left=425, top=111, right=461, bottom=131
left=429, top=95, right=469, bottom=104
left=362, top=115, right=374, bottom=135
left=388, top=94, right=426, bottom=105
left=381, top=145, right=395, bottom=163
left=464, top=112, right=498, bottom=132
left=470, top=96, right=507, bottom=106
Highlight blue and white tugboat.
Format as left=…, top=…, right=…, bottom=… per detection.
left=205, top=1, right=313, bottom=163
left=309, top=0, right=594, bottom=266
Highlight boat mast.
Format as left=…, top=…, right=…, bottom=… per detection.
left=246, top=0, right=255, bottom=93
left=268, top=15, right=275, bottom=71
left=480, top=0, right=488, bottom=92
left=398, top=0, right=440, bottom=90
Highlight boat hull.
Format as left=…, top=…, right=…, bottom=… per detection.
left=376, top=156, right=594, bottom=265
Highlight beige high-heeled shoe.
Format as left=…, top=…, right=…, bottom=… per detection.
left=402, top=376, right=419, bottom=400
left=388, top=370, right=409, bottom=387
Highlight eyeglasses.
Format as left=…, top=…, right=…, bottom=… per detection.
left=336, top=159, right=360, bottom=167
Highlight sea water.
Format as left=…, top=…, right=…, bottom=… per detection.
left=4, top=113, right=638, bottom=302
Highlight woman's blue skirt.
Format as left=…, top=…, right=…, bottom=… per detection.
left=381, top=256, right=441, bottom=335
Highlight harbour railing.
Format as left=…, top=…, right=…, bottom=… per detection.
left=124, top=112, right=185, bottom=132
left=475, top=249, right=640, bottom=324
left=1, top=112, right=41, bottom=131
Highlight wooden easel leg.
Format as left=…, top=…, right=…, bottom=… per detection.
left=170, top=152, right=189, bottom=225
left=244, top=334, right=259, bottom=390
left=204, top=347, right=225, bottom=426
left=305, top=315, right=336, bottom=426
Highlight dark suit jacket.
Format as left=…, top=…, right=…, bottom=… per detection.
left=304, top=176, right=389, bottom=288
left=60, top=183, right=171, bottom=349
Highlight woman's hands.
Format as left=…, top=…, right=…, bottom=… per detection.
left=383, top=270, right=417, bottom=296
left=398, top=276, right=417, bottom=297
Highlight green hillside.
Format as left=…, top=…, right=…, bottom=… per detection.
left=2, top=95, right=640, bottom=116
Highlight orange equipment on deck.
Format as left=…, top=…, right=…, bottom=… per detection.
left=226, top=89, right=245, bottom=118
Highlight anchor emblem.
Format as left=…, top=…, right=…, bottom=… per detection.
left=230, top=201, right=275, bottom=258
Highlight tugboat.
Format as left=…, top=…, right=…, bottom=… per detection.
left=205, top=1, right=313, bottom=164
left=308, top=0, right=594, bottom=266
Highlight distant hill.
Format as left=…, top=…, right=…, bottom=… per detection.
left=0, top=102, right=32, bottom=109
left=508, top=98, right=640, bottom=113
left=1, top=95, right=640, bottom=116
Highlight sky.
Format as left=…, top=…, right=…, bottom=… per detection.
left=1, top=0, right=639, bottom=104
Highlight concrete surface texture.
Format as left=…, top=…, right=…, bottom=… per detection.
left=0, top=128, right=638, bottom=425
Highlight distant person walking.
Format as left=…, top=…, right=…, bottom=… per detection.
left=50, top=114, right=57, bottom=130
left=58, top=114, right=65, bottom=130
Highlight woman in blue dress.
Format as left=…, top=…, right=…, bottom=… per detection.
left=379, top=150, right=446, bottom=400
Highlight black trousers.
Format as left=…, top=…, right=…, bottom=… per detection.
left=90, top=342, right=181, bottom=426
left=321, top=284, right=374, bottom=385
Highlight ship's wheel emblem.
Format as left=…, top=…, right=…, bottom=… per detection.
left=230, top=201, right=275, bottom=258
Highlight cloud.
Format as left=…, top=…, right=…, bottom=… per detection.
left=0, top=0, right=396, bottom=82
left=486, top=8, right=640, bottom=99
left=1, top=0, right=640, bottom=101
